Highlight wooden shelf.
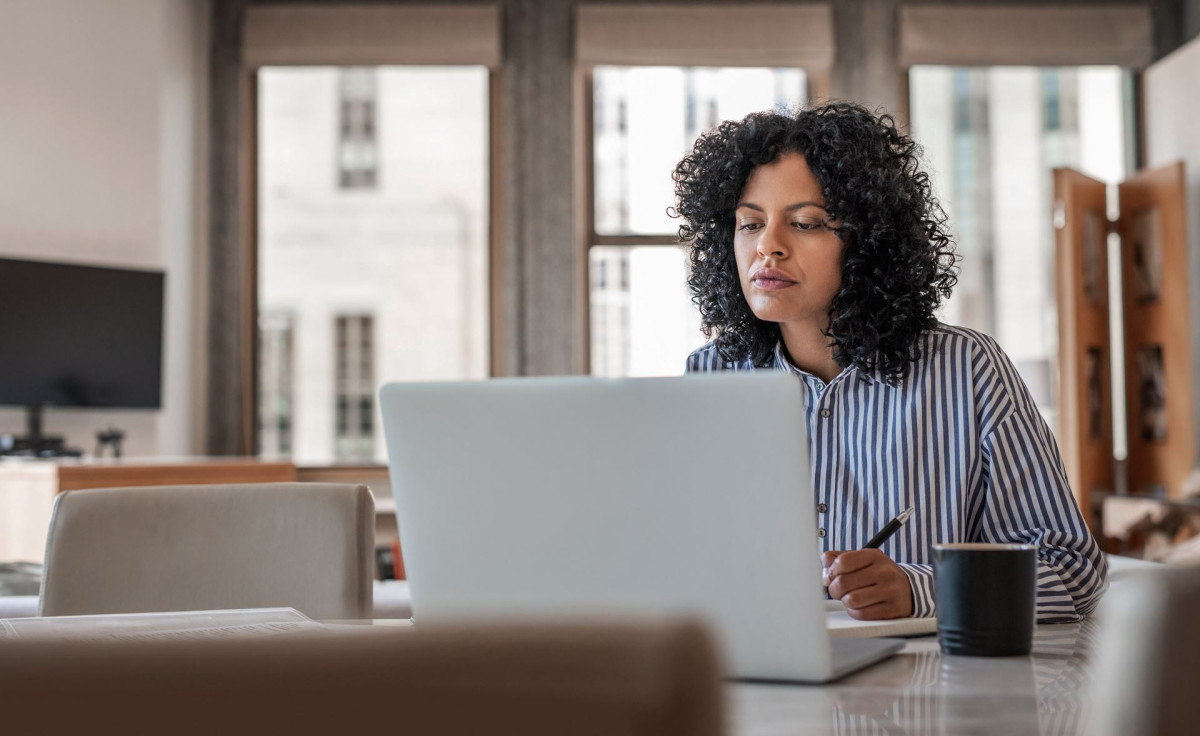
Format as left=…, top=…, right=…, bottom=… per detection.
left=56, top=458, right=296, bottom=493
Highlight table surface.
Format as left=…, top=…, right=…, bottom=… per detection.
left=320, top=617, right=1095, bottom=735
left=3, top=557, right=1156, bottom=735
left=729, top=621, right=1094, bottom=736
left=335, top=617, right=1096, bottom=735
left=726, top=556, right=1168, bottom=736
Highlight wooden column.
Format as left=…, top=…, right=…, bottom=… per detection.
left=505, top=0, right=579, bottom=375
left=831, top=0, right=902, bottom=116
left=207, top=0, right=254, bottom=456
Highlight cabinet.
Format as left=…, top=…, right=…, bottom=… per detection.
left=0, top=458, right=296, bottom=562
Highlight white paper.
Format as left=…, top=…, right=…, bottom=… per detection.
left=825, top=599, right=938, bottom=639
left=0, top=607, right=326, bottom=642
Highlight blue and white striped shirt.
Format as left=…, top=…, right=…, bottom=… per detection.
left=685, top=323, right=1108, bottom=622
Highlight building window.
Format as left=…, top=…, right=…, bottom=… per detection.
left=335, top=314, right=375, bottom=461
left=589, top=247, right=632, bottom=377
left=588, top=66, right=807, bottom=377
left=257, top=66, right=490, bottom=465
left=258, top=311, right=295, bottom=457
left=910, top=65, right=1132, bottom=430
left=338, top=68, right=378, bottom=189
left=1042, top=70, right=1062, bottom=132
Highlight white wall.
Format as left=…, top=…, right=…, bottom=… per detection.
left=0, top=0, right=209, bottom=457
left=1145, top=36, right=1200, bottom=461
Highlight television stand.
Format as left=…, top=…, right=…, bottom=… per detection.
left=0, top=405, right=83, bottom=458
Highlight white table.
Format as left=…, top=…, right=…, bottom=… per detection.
left=328, top=616, right=1097, bottom=734
left=729, top=555, right=1158, bottom=736
left=0, top=557, right=1158, bottom=735
left=732, top=621, right=1093, bottom=735
left=333, top=617, right=1097, bottom=735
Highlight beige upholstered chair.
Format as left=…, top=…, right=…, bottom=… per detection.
left=0, top=617, right=726, bottom=736
left=39, top=483, right=374, bottom=620
left=1090, top=563, right=1200, bottom=736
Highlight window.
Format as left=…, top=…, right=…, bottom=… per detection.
left=588, top=66, right=807, bottom=377
left=337, top=68, right=379, bottom=189
left=257, top=66, right=490, bottom=464
left=910, top=66, right=1132, bottom=429
left=258, top=311, right=294, bottom=457
left=335, top=314, right=374, bottom=461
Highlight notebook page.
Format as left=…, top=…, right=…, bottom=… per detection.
left=825, top=600, right=938, bottom=639
left=0, top=608, right=324, bottom=643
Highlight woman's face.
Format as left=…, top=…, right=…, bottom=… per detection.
left=733, top=152, right=844, bottom=329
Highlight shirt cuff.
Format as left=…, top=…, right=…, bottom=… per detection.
left=898, top=563, right=936, bottom=618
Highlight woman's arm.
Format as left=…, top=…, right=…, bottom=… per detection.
left=970, top=337, right=1109, bottom=622
left=979, top=410, right=1108, bottom=622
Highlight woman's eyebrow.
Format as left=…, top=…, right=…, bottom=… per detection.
left=785, top=201, right=827, bottom=212
left=734, top=201, right=826, bottom=212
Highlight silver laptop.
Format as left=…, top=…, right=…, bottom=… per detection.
left=380, top=372, right=902, bottom=682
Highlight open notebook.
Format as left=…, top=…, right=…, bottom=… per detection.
left=0, top=608, right=324, bottom=643
left=825, top=600, right=938, bottom=639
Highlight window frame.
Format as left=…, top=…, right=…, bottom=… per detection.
left=238, top=6, right=504, bottom=462
left=572, top=3, right=836, bottom=376
left=575, top=65, right=827, bottom=375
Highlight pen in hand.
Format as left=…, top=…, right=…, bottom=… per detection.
left=864, top=506, right=914, bottom=549
left=821, top=506, right=915, bottom=598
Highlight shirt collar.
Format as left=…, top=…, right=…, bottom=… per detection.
left=771, top=341, right=903, bottom=389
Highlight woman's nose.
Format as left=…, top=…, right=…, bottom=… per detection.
left=757, top=222, right=789, bottom=258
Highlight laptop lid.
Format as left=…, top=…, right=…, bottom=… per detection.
left=381, top=372, right=837, bottom=681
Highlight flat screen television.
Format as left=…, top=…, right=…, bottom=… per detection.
left=0, top=257, right=165, bottom=452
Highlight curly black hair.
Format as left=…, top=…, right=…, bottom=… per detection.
left=672, top=102, right=958, bottom=382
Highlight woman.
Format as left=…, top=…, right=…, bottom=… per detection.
left=673, top=102, right=1106, bottom=622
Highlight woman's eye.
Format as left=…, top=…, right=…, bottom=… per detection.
left=794, top=221, right=823, bottom=231
left=737, top=222, right=763, bottom=232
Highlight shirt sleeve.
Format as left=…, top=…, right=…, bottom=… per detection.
left=685, top=343, right=726, bottom=373
left=978, top=410, right=1108, bottom=622
left=898, top=563, right=936, bottom=618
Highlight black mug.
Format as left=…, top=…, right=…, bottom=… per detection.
left=933, top=543, right=1036, bottom=656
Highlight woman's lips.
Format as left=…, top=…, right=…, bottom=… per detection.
left=752, top=277, right=796, bottom=291
left=751, top=268, right=797, bottom=291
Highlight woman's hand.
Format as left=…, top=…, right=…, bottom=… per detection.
left=822, top=549, right=915, bottom=620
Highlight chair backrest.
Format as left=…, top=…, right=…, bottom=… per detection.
left=0, top=618, right=726, bottom=736
left=39, top=483, right=374, bottom=619
left=1090, top=563, right=1200, bottom=736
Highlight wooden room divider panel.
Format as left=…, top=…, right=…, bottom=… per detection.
left=1055, top=161, right=1193, bottom=514
left=1119, top=162, right=1195, bottom=498
left=1054, top=167, right=1115, bottom=527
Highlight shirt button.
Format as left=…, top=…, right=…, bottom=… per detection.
left=817, top=528, right=827, bottom=538
left=820, top=409, right=831, bottom=418
left=817, top=503, right=828, bottom=513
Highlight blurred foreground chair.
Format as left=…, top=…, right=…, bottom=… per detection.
left=0, top=618, right=725, bottom=736
left=1090, top=563, right=1200, bottom=736
left=39, top=483, right=374, bottom=619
